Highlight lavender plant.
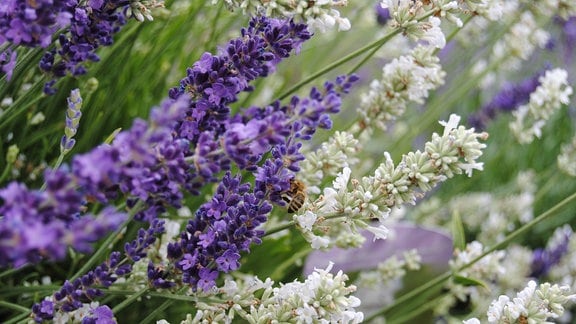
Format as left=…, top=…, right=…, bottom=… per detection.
left=1, top=0, right=576, bottom=323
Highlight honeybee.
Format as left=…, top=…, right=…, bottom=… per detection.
left=282, top=178, right=307, bottom=213
left=517, top=316, right=528, bottom=324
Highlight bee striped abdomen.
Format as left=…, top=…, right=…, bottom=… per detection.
left=282, top=179, right=307, bottom=213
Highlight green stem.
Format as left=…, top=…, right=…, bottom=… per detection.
left=112, top=287, right=150, bottom=314
left=6, top=313, right=30, bottom=324
left=365, top=271, right=450, bottom=322
left=264, top=220, right=295, bottom=236
left=276, top=29, right=401, bottom=101
left=264, top=209, right=352, bottom=237
left=0, top=301, right=33, bottom=324
left=534, top=167, right=563, bottom=203
left=0, top=301, right=31, bottom=313
left=0, top=263, right=26, bottom=280
left=104, top=288, right=222, bottom=303
left=385, top=293, right=446, bottom=324
left=0, top=160, right=12, bottom=183
left=346, top=34, right=391, bottom=75
left=51, top=150, right=67, bottom=171
left=0, top=285, right=59, bottom=297
left=139, top=287, right=189, bottom=324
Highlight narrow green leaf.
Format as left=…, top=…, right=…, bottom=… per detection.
left=452, top=274, right=489, bottom=290
left=451, top=210, right=466, bottom=251
left=104, top=128, right=122, bottom=145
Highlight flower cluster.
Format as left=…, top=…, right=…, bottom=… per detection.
left=160, top=262, right=363, bottom=323
left=292, top=114, right=488, bottom=249
left=0, top=0, right=75, bottom=49
left=166, top=172, right=270, bottom=291
left=166, top=16, right=311, bottom=193
left=434, top=241, right=506, bottom=317
left=0, top=0, right=165, bottom=93
left=472, top=11, right=549, bottom=88
left=213, top=0, right=351, bottom=32
left=3, top=0, right=576, bottom=322
left=356, top=249, right=421, bottom=286
left=548, top=226, right=576, bottom=292
left=23, top=15, right=360, bottom=320
left=0, top=184, right=127, bottom=268
left=0, top=0, right=74, bottom=82
left=36, top=301, right=116, bottom=323
left=126, top=0, right=164, bottom=22
left=464, top=280, right=576, bottom=324
left=0, top=48, right=17, bottom=81
left=0, top=16, right=316, bottom=270
left=38, top=0, right=131, bottom=93
left=380, top=0, right=446, bottom=48
left=379, top=0, right=503, bottom=47
left=509, top=68, right=573, bottom=144
left=31, top=218, right=169, bottom=321
left=299, top=130, right=359, bottom=194
left=163, top=74, right=358, bottom=291
left=353, top=45, right=445, bottom=136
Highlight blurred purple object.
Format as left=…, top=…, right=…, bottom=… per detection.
left=304, top=223, right=453, bottom=275
left=562, top=16, right=576, bottom=66
left=375, top=3, right=390, bottom=25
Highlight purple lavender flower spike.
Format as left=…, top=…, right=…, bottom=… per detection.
left=164, top=74, right=358, bottom=292
left=82, top=305, right=116, bottom=324
left=23, top=15, right=353, bottom=321
left=530, top=228, right=572, bottom=278
left=32, top=299, right=56, bottom=322
left=0, top=49, right=18, bottom=80
left=0, top=178, right=126, bottom=267
left=40, top=1, right=129, bottom=93
left=31, top=220, right=162, bottom=321
left=375, top=2, right=391, bottom=25
left=468, top=69, right=545, bottom=130
left=0, top=0, right=75, bottom=48
left=0, top=0, right=134, bottom=92
left=125, top=219, right=166, bottom=262
left=168, top=172, right=270, bottom=291
left=0, top=97, right=191, bottom=268
left=166, top=16, right=311, bottom=195
left=560, top=16, right=576, bottom=66
left=147, top=262, right=176, bottom=289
